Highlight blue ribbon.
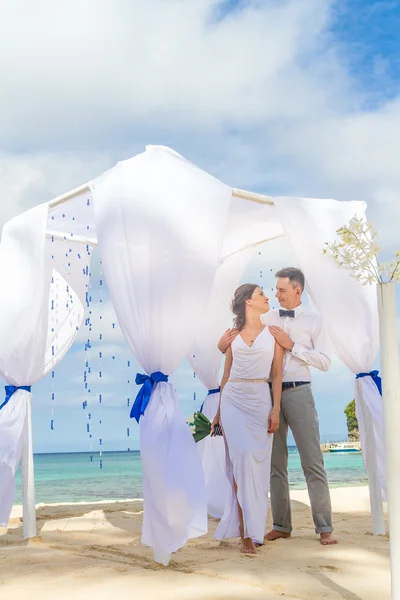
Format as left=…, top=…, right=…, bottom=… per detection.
left=356, top=370, right=382, bottom=395
left=0, top=385, right=32, bottom=411
left=130, top=372, right=168, bottom=423
left=208, top=387, right=221, bottom=396
left=200, top=387, right=221, bottom=413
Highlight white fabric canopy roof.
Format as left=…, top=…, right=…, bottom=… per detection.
left=0, top=145, right=385, bottom=563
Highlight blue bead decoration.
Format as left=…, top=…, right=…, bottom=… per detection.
left=50, top=420, right=54, bottom=430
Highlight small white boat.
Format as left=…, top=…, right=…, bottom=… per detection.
left=328, top=443, right=360, bottom=453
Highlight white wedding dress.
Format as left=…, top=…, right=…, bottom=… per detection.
left=215, top=327, right=274, bottom=544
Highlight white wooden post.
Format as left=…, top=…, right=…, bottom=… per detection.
left=377, top=282, right=400, bottom=600
left=356, top=380, right=385, bottom=535
left=21, top=393, right=36, bottom=539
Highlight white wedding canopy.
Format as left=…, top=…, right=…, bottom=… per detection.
left=0, top=145, right=386, bottom=565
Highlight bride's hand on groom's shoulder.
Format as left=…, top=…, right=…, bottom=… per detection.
left=218, top=328, right=239, bottom=353
left=268, top=326, right=294, bottom=351
left=268, top=408, right=280, bottom=434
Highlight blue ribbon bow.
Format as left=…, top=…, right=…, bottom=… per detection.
left=0, top=385, right=32, bottom=411
left=130, top=372, right=168, bottom=423
left=356, top=370, right=382, bottom=395
left=200, top=387, right=221, bottom=413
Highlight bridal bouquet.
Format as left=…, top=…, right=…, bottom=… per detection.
left=187, top=411, right=223, bottom=443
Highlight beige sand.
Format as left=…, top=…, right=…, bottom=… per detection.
left=0, top=486, right=390, bottom=600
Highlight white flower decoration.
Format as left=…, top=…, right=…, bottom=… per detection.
left=323, top=215, right=400, bottom=285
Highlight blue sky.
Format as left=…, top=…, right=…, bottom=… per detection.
left=1, top=0, right=399, bottom=453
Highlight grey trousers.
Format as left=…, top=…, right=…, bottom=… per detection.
left=270, top=384, right=333, bottom=534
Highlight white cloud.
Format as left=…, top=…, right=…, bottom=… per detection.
left=0, top=0, right=398, bottom=258
left=0, top=0, right=339, bottom=147
left=0, top=152, right=113, bottom=226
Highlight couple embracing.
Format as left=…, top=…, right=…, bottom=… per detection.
left=211, top=267, right=338, bottom=554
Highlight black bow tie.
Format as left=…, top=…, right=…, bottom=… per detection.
left=279, top=309, right=295, bottom=318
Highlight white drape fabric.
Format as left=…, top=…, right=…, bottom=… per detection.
left=274, top=197, right=385, bottom=532
left=92, top=145, right=233, bottom=564
left=0, top=203, right=90, bottom=532
left=188, top=250, right=252, bottom=518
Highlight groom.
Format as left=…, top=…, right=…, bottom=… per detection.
left=218, top=267, right=337, bottom=545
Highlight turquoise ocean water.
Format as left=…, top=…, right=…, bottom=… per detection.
left=15, top=447, right=367, bottom=505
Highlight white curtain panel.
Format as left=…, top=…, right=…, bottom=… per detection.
left=188, top=250, right=252, bottom=518
left=0, top=204, right=90, bottom=532
left=274, top=196, right=385, bottom=532
left=92, top=145, right=233, bottom=565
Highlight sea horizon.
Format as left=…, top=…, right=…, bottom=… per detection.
left=15, top=447, right=368, bottom=506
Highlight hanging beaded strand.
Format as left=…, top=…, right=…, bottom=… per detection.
left=98, top=257, right=104, bottom=470
left=259, top=248, right=264, bottom=291
left=83, top=236, right=93, bottom=461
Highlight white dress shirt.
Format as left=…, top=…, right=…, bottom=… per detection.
left=261, top=304, right=331, bottom=382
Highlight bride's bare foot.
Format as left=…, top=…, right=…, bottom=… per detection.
left=241, top=538, right=257, bottom=554
left=264, top=529, right=291, bottom=542
left=320, top=532, right=338, bottom=545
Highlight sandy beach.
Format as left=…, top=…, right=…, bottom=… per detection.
left=0, top=486, right=390, bottom=600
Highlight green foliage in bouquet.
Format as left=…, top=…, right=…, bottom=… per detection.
left=187, top=411, right=213, bottom=443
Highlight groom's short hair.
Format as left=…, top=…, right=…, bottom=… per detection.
left=275, top=267, right=305, bottom=291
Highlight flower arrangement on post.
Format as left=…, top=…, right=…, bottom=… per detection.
left=324, top=213, right=400, bottom=600
left=323, top=215, right=400, bottom=285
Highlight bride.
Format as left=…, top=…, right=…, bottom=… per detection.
left=212, top=283, right=284, bottom=554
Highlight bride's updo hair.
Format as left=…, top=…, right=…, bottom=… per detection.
left=231, top=283, right=258, bottom=331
